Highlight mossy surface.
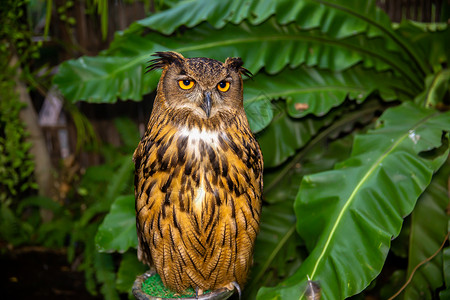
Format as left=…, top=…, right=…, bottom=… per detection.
left=142, top=273, right=211, bottom=298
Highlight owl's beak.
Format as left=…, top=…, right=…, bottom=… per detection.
left=201, top=91, right=212, bottom=118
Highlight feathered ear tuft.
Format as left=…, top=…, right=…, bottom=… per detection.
left=225, top=57, right=253, bottom=79
left=146, top=51, right=185, bottom=73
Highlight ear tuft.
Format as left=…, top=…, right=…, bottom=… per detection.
left=146, top=51, right=185, bottom=73
left=225, top=57, right=253, bottom=79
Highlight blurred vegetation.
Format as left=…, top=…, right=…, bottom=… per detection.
left=0, top=69, right=38, bottom=246
left=0, top=0, right=39, bottom=247
left=1, top=1, right=450, bottom=300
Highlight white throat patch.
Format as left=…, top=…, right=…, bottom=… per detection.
left=178, top=127, right=219, bottom=144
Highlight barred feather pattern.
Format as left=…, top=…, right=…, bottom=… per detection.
left=134, top=105, right=263, bottom=293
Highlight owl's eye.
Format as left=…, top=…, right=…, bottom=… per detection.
left=217, top=81, right=230, bottom=92
left=178, top=79, right=195, bottom=90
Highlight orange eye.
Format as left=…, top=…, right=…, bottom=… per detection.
left=178, top=79, right=194, bottom=90
left=217, top=81, right=230, bottom=92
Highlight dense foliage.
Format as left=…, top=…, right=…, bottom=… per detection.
left=0, top=69, right=38, bottom=246
left=53, top=0, right=450, bottom=299
left=0, top=0, right=40, bottom=247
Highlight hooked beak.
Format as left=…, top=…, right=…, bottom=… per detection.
left=201, top=91, right=212, bottom=118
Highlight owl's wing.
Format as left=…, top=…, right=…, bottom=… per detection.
left=133, top=137, right=155, bottom=268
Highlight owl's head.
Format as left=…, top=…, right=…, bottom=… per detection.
left=148, top=51, right=252, bottom=120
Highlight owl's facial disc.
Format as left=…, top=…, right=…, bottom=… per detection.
left=162, top=56, right=243, bottom=119
left=173, top=73, right=229, bottom=119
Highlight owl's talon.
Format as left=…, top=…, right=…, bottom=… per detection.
left=225, top=281, right=241, bottom=299
left=195, top=287, right=204, bottom=299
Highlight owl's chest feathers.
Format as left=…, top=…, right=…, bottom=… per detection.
left=144, top=121, right=253, bottom=216
left=177, top=127, right=221, bottom=211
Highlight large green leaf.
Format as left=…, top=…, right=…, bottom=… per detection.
left=258, top=99, right=380, bottom=168
left=115, top=15, right=420, bottom=79
left=136, top=0, right=429, bottom=73
left=257, top=102, right=450, bottom=300
left=257, top=103, right=335, bottom=168
left=264, top=133, right=354, bottom=206
left=243, top=92, right=273, bottom=134
left=134, top=0, right=427, bottom=71
left=246, top=65, right=413, bottom=119
left=95, top=195, right=137, bottom=253
left=55, top=18, right=421, bottom=104
left=136, top=0, right=393, bottom=37
left=248, top=136, right=356, bottom=297
left=54, top=55, right=159, bottom=102
left=403, top=161, right=450, bottom=299
left=246, top=200, right=302, bottom=299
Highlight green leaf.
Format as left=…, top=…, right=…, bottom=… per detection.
left=403, top=161, right=450, bottom=299
left=133, top=0, right=429, bottom=73
left=16, top=195, right=62, bottom=214
left=95, top=195, right=137, bottom=253
left=445, top=240, right=450, bottom=288
left=65, top=101, right=99, bottom=151
left=105, top=155, right=134, bottom=200
left=257, top=103, right=334, bottom=168
left=264, top=134, right=354, bottom=204
left=134, top=0, right=402, bottom=52
left=244, top=94, right=273, bottom=134
left=138, top=0, right=395, bottom=39
left=440, top=289, right=450, bottom=300
left=113, top=117, right=141, bottom=151
left=257, top=102, right=450, bottom=300
left=440, top=221, right=450, bottom=298
left=134, top=0, right=255, bottom=33
left=246, top=200, right=301, bottom=299
left=72, top=223, right=100, bottom=294
left=258, top=99, right=379, bottom=169
left=37, top=217, right=74, bottom=248
left=246, top=65, right=413, bottom=119
left=396, top=21, right=450, bottom=72
left=43, top=0, right=52, bottom=37
left=415, top=69, right=450, bottom=109
left=0, top=203, right=32, bottom=246
left=251, top=136, right=359, bottom=297
left=78, top=155, right=134, bottom=227
left=116, top=251, right=148, bottom=294
left=248, top=136, right=355, bottom=297
left=55, top=18, right=422, bottom=104
left=54, top=55, right=158, bottom=102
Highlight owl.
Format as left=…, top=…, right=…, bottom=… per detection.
left=134, top=51, right=263, bottom=297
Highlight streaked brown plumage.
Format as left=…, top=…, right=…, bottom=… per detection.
left=134, top=52, right=263, bottom=295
